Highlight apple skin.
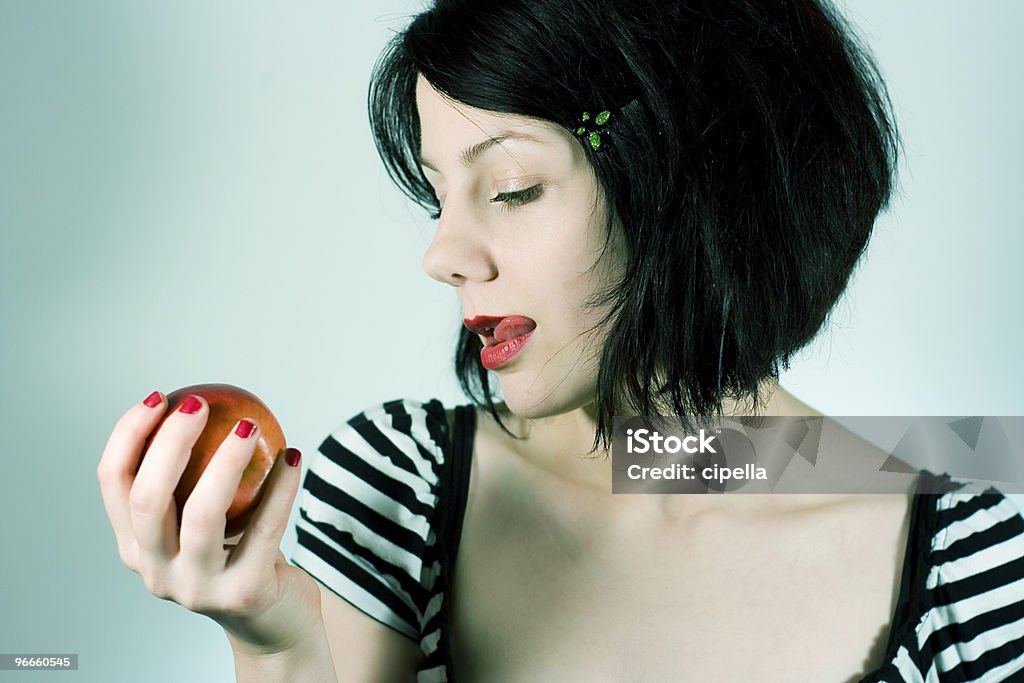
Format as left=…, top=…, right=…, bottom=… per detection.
left=146, top=383, right=287, bottom=537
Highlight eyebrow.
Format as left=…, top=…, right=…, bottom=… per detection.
left=419, top=131, right=545, bottom=172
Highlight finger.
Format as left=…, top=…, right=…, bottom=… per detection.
left=97, top=390, right=168, bottom=571
left=130, top=394, right=208, bottom=564
left=179, top=417, right=262, bottom=569
left=230, top=447, right=302, bottom=569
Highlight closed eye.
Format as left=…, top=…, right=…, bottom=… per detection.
left=490, top=183, right=544, bottom=210
left=428, top=183, right=544, bottom=221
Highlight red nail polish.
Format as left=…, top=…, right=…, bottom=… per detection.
left=178, top=395, right=202, bottom=415
left=235, top=419, right=256, bottom=439
left=285, top=448, right=301, bottom=467
left=143, top=391, right=162, bottom=408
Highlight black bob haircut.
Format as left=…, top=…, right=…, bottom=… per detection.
left=368, top=0, right=900, bottom=452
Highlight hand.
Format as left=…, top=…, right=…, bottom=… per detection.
left=97, top=390, right=323, bottom=655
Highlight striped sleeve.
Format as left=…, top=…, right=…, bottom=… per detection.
left=916, top=479, right=1024, bottom=682
left=288, top=398, right=450, bottom=641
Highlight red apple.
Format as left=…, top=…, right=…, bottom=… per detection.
left=144, top=383, right=287, bottom=537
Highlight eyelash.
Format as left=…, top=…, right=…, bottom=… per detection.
left=490, top=183, right=544, bottom=211
left=428, top=184, right=544, bottom=220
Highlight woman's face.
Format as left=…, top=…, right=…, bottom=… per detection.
left=416, top=76, right=625, bottom=419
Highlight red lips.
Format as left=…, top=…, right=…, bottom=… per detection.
left=464, top=315, right=538, bottom=369
left=464, top=315, right=537, bottom=346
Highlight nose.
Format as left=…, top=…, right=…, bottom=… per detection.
left=421, top=202, right=498, bottom=286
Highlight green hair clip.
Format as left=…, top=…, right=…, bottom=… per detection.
left=575, top=109, right=613, bottom=151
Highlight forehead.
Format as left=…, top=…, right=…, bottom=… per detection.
left=415, top=75, right=575, bottom=168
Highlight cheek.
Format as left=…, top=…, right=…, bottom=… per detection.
left=493, top=226, right=584, bottom=295
left=512, top=238, right=603, bottom=324
left=515, top=216, right=608, bottom=278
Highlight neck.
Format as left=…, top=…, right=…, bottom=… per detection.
left=502, top=380, right=821, bottom=490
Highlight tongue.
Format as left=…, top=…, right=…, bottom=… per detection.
left=494, top=316, right=537, bottom=343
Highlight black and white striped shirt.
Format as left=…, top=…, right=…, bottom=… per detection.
left=289, top=398, right=1024, bottom=682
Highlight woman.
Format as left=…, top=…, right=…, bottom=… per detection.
left=98, top=0, right=1024, bottom=680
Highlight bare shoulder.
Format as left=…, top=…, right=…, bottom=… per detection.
left=771, top=386, right=921, bottom=487
left=813, top=417, right=921, bottom=493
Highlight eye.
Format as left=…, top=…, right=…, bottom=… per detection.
left=490, top=184, right=544, bottom=212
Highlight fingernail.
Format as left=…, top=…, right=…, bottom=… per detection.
left=179, top=395, right=202, bottom=415
left=143, top=391, right=162, bottom=408
left=285, top=448, right=301, bottom=467
left=235, top=419, right=256, bottom=439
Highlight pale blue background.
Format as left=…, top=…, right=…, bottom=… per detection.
left=0, top=1, right=1021, bottom=681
